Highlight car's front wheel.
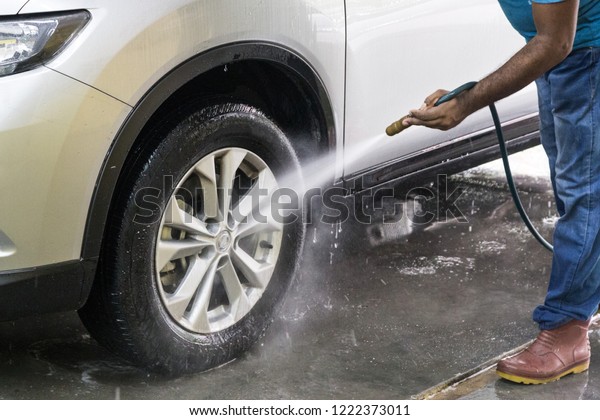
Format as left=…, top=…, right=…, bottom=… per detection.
left=79, top=103, right=305, bottom=374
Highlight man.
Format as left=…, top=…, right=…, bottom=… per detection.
left=403, top=0, right=600, bottom=384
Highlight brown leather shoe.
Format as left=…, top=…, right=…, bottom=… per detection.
left=496, top=319, right=591, bottom=384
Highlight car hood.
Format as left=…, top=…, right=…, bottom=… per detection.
left=0, top=1, right=27, bottom=15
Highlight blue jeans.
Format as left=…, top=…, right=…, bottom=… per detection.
left=534, top=47, right=600, bottom=330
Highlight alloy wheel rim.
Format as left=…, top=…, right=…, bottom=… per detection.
left=154, top=148, right=283, bottom=333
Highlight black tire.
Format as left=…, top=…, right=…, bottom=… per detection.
left=79, top=103, right=305, bottom=374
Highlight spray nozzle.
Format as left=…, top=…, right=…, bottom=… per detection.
left=385, top=115, right=410, bottom=136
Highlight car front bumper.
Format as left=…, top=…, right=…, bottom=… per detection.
left=0, top=66, right=131, bottom=273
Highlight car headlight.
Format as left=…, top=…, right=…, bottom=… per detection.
left=0, top=10, right=90, bottom=77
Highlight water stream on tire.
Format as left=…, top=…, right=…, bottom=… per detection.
left=282, top=134, right=389, bottom=195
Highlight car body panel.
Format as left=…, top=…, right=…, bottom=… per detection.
left=0, top=1, right=27, bottom=14
left=0, top=68, right=131, bottom=271
left=344, top=0, right=539, bottom=175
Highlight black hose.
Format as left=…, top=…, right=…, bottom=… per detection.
left=489, top=103, right=553, bottom=252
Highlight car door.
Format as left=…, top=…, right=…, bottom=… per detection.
left=344, top=0, right=539, bottom=177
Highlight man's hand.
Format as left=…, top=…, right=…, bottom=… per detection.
left=403, top=89, right=470, bottom=131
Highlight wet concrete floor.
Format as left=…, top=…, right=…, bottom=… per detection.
left=0, top=146, right=597, bottom=400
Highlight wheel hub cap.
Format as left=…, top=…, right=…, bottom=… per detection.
left=216, top=231, right=232, bottom=253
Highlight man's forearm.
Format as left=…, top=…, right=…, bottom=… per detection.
left=460, top=34, right=573, bottom=115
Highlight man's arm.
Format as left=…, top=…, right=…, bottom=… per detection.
left=403, top=0, right=579, bottom=131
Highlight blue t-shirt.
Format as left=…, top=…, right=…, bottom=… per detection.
left=498, top=0, right=600, bottom=49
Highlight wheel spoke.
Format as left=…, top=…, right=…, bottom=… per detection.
left=232, top=168, right=282, bottom=238
left=163, top=197, right=213, bottom=238
left=220, top=256, right=252, bottom=322
left=235, top=214, right=282, bottom=239
left=186, top=256, right=222, bottom=332
left=218, top=150, right=247, bottom=222
left=156, top=239, right=212, bottom=272
left=230, top=246, right=275, bottom=290
left=232, top=168, right=276, bottom=221
left=195, top=156, right=219, bottom=219
left=163, top=255, right=215, bottom=320
left=232, top=183, right=262, bottom=224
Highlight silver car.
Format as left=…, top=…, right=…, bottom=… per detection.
left=0, top=0, right=540, bottom=373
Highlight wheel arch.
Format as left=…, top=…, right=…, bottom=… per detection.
left=81, top=42, right=336, bottom=263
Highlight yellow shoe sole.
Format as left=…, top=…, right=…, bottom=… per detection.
left=496, top=361, right=590, bottom=385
